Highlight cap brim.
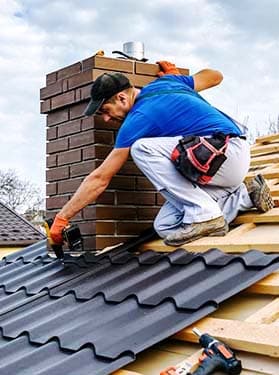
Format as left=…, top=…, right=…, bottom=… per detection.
left=83, top=98, right=104, bottom=116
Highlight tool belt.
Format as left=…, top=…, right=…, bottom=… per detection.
left=171, top=133, right=232, bottom=185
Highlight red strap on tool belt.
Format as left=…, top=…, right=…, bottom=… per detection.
left=171, top=133, right=230, bottom=185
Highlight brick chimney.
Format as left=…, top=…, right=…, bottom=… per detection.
left=41, top=55, right=189, bottom=251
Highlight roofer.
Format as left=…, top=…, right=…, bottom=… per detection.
left=50, top=61, right=274, bottom=247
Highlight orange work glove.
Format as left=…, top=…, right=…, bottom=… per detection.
left=157, top=61, right=180, bottom=77
left=50, top=214, right=69, bottom=244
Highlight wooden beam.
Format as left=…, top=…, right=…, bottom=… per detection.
left=250, top=154, right=279, bottom=167
left=246, top=272, right=279, bottom=295
left=233, top=208, right=279, bottom=224
left=173, top=317, right=279, bottom=357
left=245, top=298, right=279, bottom=324
left=255, top=133, right=279, bottom=144
left=142, top=223, right=279, bottom=253
left=250, top=144, right=279, bottom=156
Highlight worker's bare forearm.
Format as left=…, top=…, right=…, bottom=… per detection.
left=57, top=147, right=130, bottom=221
left=58, top=172, right=108, bottom=220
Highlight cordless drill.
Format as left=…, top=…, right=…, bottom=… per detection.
left=44, top=218, right=83, bottom=260
left=160, top=328, right=242, bottom=375
left=191, top=328, right=242, bottom=375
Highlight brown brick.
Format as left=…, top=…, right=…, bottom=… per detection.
left=83, top=236, right=97, bottom=251
left=94, top=130, right=114, bottom=145
left=93, top=115, right=120, bottom=131
left=57, top=177, right=83, bottom=194
left=92, top=70, right=154, bottom=89
left=83, top=145, right=112, bottom=160
left=70, top=102, right=87, bottom=120
left=47, top=108, right=69, bottom=126
left=82, top=56, right=94, bottom=71
left=137, top=207, right=160, bottom=220
left=57, top=149, right=81, bottom=166
left=80, top=84, right=91, bottom=100
left=96, top=191, right=115, bottom=205
left=93, top=55, right=134, bottom=73
left=46, top=166, right=69, bottom=182
left=135, top=62, right=159, bottom=76
left=70, top=160, right=97, bottom=177
left=46, top=138, right=68, bottom=154
left=46, top=71, right=57, bottom=85
left=46, top=195, right=69, bottom=209
left=82, top=206, right=96, bottom=220
left=46, top=182, right=57, bottom=196
left=117, top=221, right=152, bottom=235
left=46, top=154, right=57, bottom=168
left=96, top=206, right=137, bottom=220
left=129, top=73, right=155, bottom=88
left=46, top=126, right=57, bottom=141
left=81, top=116, right=95, bottom=131
left=62, top=79, right=68, bottom=92
left=69, top=130, right=95, bottom=149
left=78, top=221, right=95, bottom=236
left=135, top=62, right=189, bottom=77
left=116, top=191, right=156, bottom=205
left=68, top=70, right=93, bottom=90
left=51, top=90, right=75, bottom=110
left=41, top=99, right=51, bottom=114
left=58, top=119, right=81, bottom=137
left=109, top=176, right=136, bottom=190
left=136, top=177, right=154, bottom=190
left=40, top=80, right=63, bottom=100
left=157, top=193, right=165, bottom=205
left=118, top=161, right=142, bottom=176
left=95, top=221, right=115, bottom=235
left=57, top=62, right=82, bottom=80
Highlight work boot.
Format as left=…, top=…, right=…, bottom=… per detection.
left=244, top=174, right=274, bottom=212
left=164, top=216, right=228, bottom=246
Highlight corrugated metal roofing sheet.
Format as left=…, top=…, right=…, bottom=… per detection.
left=0, top=243, right=278, bottom=374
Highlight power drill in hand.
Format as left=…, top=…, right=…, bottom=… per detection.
left=44, top=218, right=83, bottom=260
left=192, top=328, right=242, bottom=375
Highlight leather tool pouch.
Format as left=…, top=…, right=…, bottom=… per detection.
left=171, top=133, right=229, bottom=185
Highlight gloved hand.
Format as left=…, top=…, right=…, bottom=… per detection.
left=50, top=214, right=69, bottom=244
left=157, top=61, right=180, bottom=77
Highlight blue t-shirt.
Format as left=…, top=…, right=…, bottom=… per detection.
left=114, top=75, right=242, bottom=148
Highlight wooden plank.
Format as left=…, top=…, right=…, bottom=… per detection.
left=250, top=144, right=279, bottom=156
left=245, top=298, right=279, bottom=324
left=246, top=272, right=279, bottom=295
left=233, top=208, right=279, bottom=224
left=255, top=133, right=279, bottom=144
left=250, top=154, right=279, bottom=167
left=143, top=223, right=279, bottom=253
left=247, top=165, right=279, bottom=179
left=173, top=317, right=279, bottom=357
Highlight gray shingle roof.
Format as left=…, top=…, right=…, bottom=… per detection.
left=0, top=202, right=45, bottom=246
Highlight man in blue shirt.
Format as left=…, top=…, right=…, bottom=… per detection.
left=50, top=62, right=274, bottom=246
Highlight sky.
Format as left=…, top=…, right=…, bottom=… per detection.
left=0, top=0, right=278, bottom=193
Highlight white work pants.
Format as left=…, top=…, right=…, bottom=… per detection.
left=130, top=136, right=252, bottom=238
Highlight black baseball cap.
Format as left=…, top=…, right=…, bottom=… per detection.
left=84, top=72, right=132, bottom=116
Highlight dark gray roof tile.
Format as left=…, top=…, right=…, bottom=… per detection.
left=0, top=241, right=279, bottom=374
